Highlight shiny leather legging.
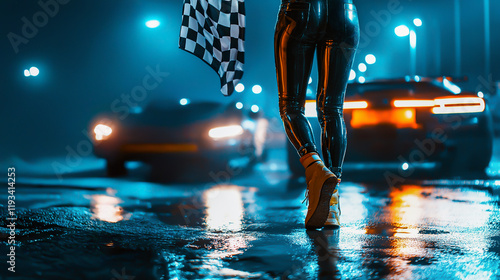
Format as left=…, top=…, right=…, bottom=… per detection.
left=275, top=0, right=359, bottom=178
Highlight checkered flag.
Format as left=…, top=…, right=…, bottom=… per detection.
left=179, top=0, right=245, bottom=96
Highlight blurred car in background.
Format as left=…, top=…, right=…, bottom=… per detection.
left=288, top=77, right=493, bottom=177
left=91, top=99, right=268, bottom=177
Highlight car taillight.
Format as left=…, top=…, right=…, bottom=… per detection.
left=393, top=100, right=435, bottom=108
left=432, top=97, right=485, bottom=114
left=344, top=101, right=369, bottom=109
left=392, top=97, right=485, bottom=114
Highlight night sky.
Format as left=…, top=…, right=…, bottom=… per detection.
left=1, top=0, right=499, bottom=159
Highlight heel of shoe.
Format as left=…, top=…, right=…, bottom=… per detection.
left=305, top=177, right=337, bottom=229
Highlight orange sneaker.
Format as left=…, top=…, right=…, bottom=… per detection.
left=300, top=153, right=339, bottom=229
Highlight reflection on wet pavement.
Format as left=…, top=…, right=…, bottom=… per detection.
left=2, top=161, right=500, bottom=279
left=88, top=193, right=127, bottom=223
left=204, top=185, right=244, bottom=232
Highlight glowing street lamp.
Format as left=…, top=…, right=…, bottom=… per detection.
left=358, top=63, right=367, bottom=73
left=365, top=54, right=376, bottom=65
left=349, top=69, right=356, bottom=81
left=395, top=20, right=422, bottom=76
left=235, top=83, right=245, bottom=93
left=24, top=66, right=40, bottom=77
left=145, top=20, right=160, bottom=28
left=252, top=85, right=262, bottom=94
left=395, top=25, right=410, bottom=37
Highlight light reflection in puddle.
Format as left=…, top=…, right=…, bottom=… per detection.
left=87, top=193, right=128, bottom=223
left=199, top=185, right=258, bottom=277
left=203, top=185, right=244, bottom=232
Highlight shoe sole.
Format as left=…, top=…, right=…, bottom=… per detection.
left=305, top=178, right=337, bottom=230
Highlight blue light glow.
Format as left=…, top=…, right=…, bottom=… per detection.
left=443, top=79, right=462, bottom=94
left=414, top=75, right=421, bottom=82
left=358, top=63, right=367, bottom=72
left=235, top=83, right=245, bottom=93
left=146, top=20, right=160, bottom=28
left=349, top=69, right=356, bottom=81
left=365, top=54, right=376, bottom=65
left=410, top=30, right=417, bottom=49
left=402, top=162, right=409, bottom=171
left=236, top=102, right=243, bottom=109
left=251, top=105, right=259, bottom=113
left=180, top=98, right=190, bottom=105
left=413, top=18, right=423, bottom=27
left=29, top=67, right=39, bottom=76
left=395, top=25, right=410, bottom=37
left=358, top=76, right=366, bottom=83
left=24, top=69, right=31, bottom=77
left=252, top=85, right=262, bottom=94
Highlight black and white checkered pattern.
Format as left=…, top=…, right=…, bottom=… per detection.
left=179, top=0, right=245, bottom=96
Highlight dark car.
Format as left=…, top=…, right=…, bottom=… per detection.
left=91, top=99, right=268, bottom=177
left=287, top=77, right=493, bottom=177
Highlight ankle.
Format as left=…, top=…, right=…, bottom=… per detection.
left=300, top=152, right=322, bottom=169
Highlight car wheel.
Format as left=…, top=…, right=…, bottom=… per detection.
left=106, top=159, right=127, bottom=177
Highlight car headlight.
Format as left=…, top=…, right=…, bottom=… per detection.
left=208, top=125, right=244, bottom=140
left=94, top=124, right=113, bottom=141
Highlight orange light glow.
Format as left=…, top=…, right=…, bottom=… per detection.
left=351, top=108, right=418, bottom=129
left=89, top=194, right=125, bottom=223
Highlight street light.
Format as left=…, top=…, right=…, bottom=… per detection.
left=145, top=20, right=160, bottom=28
left=358, top=63, right=367, bottom=73
left=252, top=85, right=262, bottom=94
left=395, top=25, right=410, bottom=37
left=413, top=18, right=423, bottom=27
left=29, top=66, right=40, bottom=76
left=395, top=20, right=422, bottom=76
left=235, top=83, right=245, bottom=93
left=349, top=69, right=356, bottom=81
left=24, top=66, right=39, bottom=77
left=365, top=54, right=376, bottom=65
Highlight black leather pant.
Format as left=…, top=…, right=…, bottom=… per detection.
left=275, top=0, right=359, bottom=177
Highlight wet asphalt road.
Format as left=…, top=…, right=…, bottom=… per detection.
left=1, top=148, right=500, bottom=280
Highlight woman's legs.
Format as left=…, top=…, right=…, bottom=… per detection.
left=274, top=35, right=317, bottom=156
left=275, top=9, right=339, bottom=229
left=316, top=41, right=357, bottom=178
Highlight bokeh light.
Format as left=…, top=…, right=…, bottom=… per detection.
left=145, top=20, right=160, bottom=28
left=235, top=83, right=245, bottom=93
left=395, top=25, right=410, bottom=37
